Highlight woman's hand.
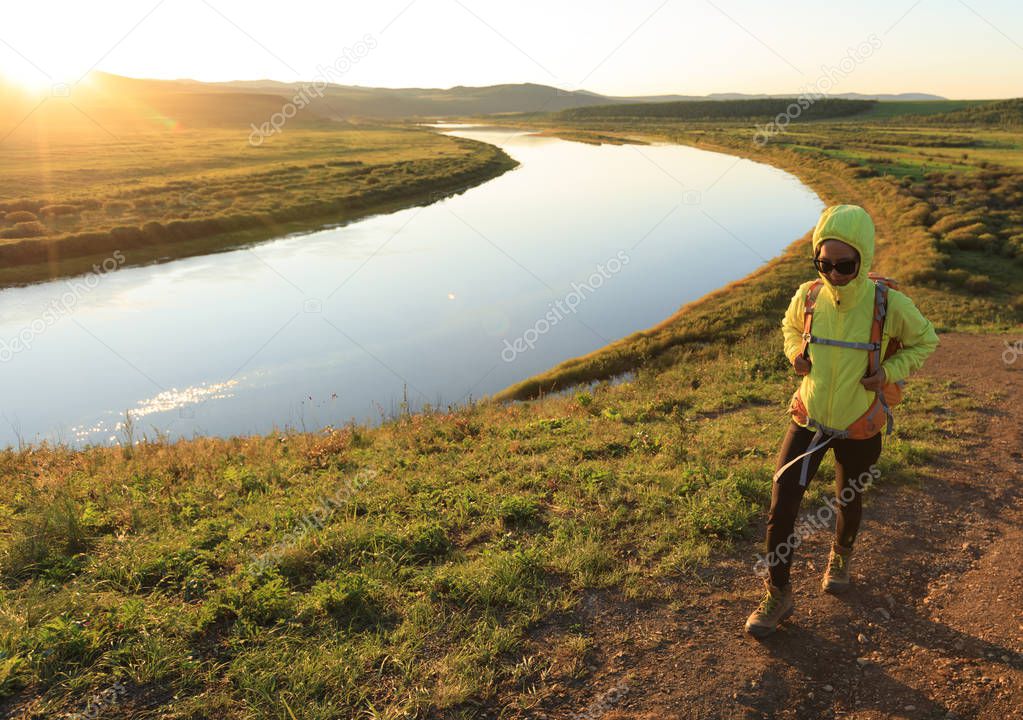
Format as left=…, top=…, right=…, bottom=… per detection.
left=860, top=367, right=887, bottom=392
left=792, top=354, right=811, bottom=376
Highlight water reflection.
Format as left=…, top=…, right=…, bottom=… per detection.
left=0, top=127, right=823, bottom=447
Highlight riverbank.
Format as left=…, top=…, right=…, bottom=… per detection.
left=486, top=117, right=1023, bottom=400
left=0, top=125, right=517, bottom=289
left=1, top=117, right=1021, bottom=718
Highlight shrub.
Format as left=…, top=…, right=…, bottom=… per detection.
left=0, top=199, right=41, bottom=213
left=39, top=204, right=79, bottom=217
left=310, top=573, right=384, bottom=630
left=498, top=495, right=542, bottom=528
left=0, top=221, right=47, bottom=239
left=976, top=232, right=1000, bottom=252
left=243, top=575, right=297, bottom=625
left=943, top=268, right=970, bottom=285
left=963, top=273, right=993, bottom=293
left=929, top=213, right=980, bottom=235
left=944, top=222, right=988, bottom=250
left=104, top=200, right=134, bottom=216
left=5, top=211, right=37, bottom=224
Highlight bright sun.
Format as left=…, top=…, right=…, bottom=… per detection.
left=1, top=53, right=88, bottom=94
left=1, top=62, right=54, bottom=92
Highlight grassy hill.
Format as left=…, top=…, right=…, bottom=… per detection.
left=557, top=97, right=877, bottom=122
left=0, top=76, right=518, bottom=288
left=913, top=97, right=1023, bottom=127
left=848, top=98, right=992, bottom=120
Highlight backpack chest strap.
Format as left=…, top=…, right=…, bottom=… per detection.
left=802, top=334, right=880, bottom=351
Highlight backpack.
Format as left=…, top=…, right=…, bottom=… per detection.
left=777, top=272, right=908, bottom=486
left=778, top=273, right=905, bottom=485
left=789, top=271, right=905, bottom=437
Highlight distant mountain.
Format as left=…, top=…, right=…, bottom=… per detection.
left=72, top=74, right=949, bottom=117
left=0, top=71, right=953, bottom=139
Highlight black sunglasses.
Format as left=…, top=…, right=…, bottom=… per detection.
left=813, top=258, right=859, bottom=276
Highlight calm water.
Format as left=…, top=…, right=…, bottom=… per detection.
left=0, top=126, right=823, bottom=448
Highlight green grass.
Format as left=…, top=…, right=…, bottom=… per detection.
left=2, top=106, right=1022, bottom=717
left=0, top=125, right=516, bottom=287
left=845, top=99, right=991, bottom=120
left=557, top=97, right=875, bottom=122
left=0, top=330, right=980, bottom=717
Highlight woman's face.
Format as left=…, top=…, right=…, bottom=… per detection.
left=817, top=239, right=860, bottom=286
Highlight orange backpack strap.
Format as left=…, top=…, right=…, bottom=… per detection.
left=867, top=271, right=899, bottom=292
left=799, top=280, right=824, bottom=360
left=790, top=278, right=897, bottom=453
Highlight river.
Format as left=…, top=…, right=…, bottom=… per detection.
left=0, top=125, right=823, bottom=448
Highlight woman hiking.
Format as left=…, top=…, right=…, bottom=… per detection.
left=745, top=203, right=939, bottom=638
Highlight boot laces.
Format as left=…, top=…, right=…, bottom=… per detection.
left=829, top=551, right=846, bottom=573
left=757, top=590, right=781, bottom=615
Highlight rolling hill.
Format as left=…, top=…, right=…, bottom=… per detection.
left=0, top=72, right=955, bottom=137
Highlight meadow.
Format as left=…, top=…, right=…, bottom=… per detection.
left=0, top=125, right=516, bottom=288
left=1, top=99, right=1021, bottom=717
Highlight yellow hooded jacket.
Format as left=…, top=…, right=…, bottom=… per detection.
left=782, top=204, right=939, bottom=432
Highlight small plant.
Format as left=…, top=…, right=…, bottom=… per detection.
left=117, top=409, right=136, bottom=459
left=311, top=573, right=383, bottom=630
left=497, top=495, right=541, bottom=528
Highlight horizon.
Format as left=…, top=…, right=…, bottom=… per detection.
left=3, top=69, right=972, bottom=101
left=2, top=0, right=1021, bottom=100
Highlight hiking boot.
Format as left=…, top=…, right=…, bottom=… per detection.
left=744, top=578, right=794, bottom=638
left=821, top=541, right=853, bottom=593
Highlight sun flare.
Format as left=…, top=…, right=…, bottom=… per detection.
left=0, top=62, right=57, bottom=93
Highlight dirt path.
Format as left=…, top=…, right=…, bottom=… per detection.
left=523, top=332, right=1023, bottom=720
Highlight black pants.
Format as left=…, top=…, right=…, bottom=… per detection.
left=764, top=421, right=882, bottom=588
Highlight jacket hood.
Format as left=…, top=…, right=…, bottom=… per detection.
left=811, top=204, right=875, bottom=310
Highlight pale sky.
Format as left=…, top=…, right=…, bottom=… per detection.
left=2, top=0, right=1021, bottom=99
